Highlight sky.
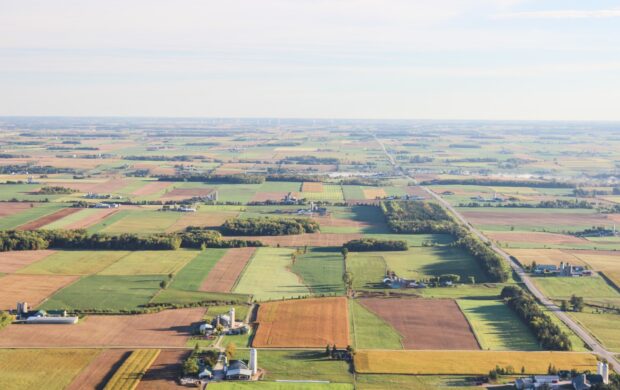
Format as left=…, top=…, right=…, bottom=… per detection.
left=1, top=0, right=620, bottom=120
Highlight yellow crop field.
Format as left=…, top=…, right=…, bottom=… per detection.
left=569, top=252, right=620, bottom=288
left=505, top=248, right=583, bottom=267
left=354, top=350, right=597, bottom=375
left=362, top=188, right=387, bottom=199
left=104, top=349, right=160, bottom=390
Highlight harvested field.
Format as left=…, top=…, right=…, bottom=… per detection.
left=104, top=349, right=160, bottom=390
left=0, top=308, right=205, bottom=347
left=405, top=186, right=428, bottom=198
left=354, top=350, right=598, bottom=375
left=136, top=350, right=190, bottom=390
left=313, top=215, right=370, bottom=229
left=89, top=178, right=130, bottom=194
left=0, top=274, right=79, bottom=310
left=505, top=248, right=585, bottom=267
left=63, top=208, right=119, bottom=230
left=131, top=181, right=173, bottom=196
left=301, top=182, right=324, bottom=192
left=462, top=210, right=611, bottom=228
left=0, top=202, right=36, bottom=217
left=66, top=349, right=131, bottom=390
left=159, top=188, right=215, bottom=201
left=16, top=207, right=81, bottom=230
left=229, top=233, right=363, bottom=247
left=485, top=231, right=586, bottom=245
left=568, top=250, right=620, bottom=288
left=0, top=250, right=55, bottom=273
left=200, top=247, right=256, bottom=292
left=358, top=298, right=479, bottom=350
left=362, top=188, right=387, bottom=199
left=253, top=297, right=349, bottom=348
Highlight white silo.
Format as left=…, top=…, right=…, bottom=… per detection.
left=249, top=348, right=258, bottom=375
left=229, top=307, right=235, bottom=326
left=598, top=362, right=609, bottom=384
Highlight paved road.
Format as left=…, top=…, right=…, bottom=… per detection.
left=371, top=133, right=620, bottom=373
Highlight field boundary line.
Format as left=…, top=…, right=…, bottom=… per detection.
left=230, top=247, right=259, bottom=293
left=353, top=298, right=404, bottom=350
left=455, top=299, right=484, bottom=350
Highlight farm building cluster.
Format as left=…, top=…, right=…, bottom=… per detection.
left=515, top=362, right=610, bottom=389
left=532, top=262, right=593, bottom=277
left=198, top=307, right=250, bottom=337
left=13, top=302, right=78, bottom=324
left=382, top=271, right=455, bottom=289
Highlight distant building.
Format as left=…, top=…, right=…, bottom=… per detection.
left=225, top=360, right=252, bottom=380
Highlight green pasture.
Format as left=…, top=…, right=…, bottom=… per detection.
left=569, top=311, right=620, bottom=351
left=349, top=299, right=403, bottom=350
left=96, top=210, right=182, bottom=234
left=292, top=247, right=346, bottom=295
left=169, top=249, right=227, bottom=290
left=532, top=276, right=620, bottom=300
left=17, top=250, right=130, bottom=275
left=0, top=203, right=66, bottom=229
left=233, top=247, right=311, bottom=301
left=347, top=253, right=387, bottom=290
left=40, top=208, right=101, bottom=230
left=98, top=249, right=198, bottom=276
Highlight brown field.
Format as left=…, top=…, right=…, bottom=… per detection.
left=200, top=247, right=256, bottom=292
left=505, top=248, right=586, bottom=267
left=405, top=186, right=429, bottom=198
left=66, top=349, right=131, bottom=390
left=132, top=163, right=177, bottom=176
left=228, top=233, right=363, bottom=247
left=136, top=350, right=190, bottom=390
left=0, top=274, right=79, bottom=310
left=64, top=208, right=120, bottom=230
left=0, top=202, right=37, bottom=217
left=362, top=188, right=387, bottom=199
left=312, top=215, right=370, bottom=229
left=0, top=308, right=205, bottom=347
left=485, top=231, right=586, bottom=245
left=132, top=181, right=174, bottom=196
left=159, top=188, right=215, bottom=201
left=16, top=207, right=81, bottom=230
left=301, top=182, right=324, bottom=192
left=253, top=297, right=349, bottom=348
left=462, top=210, right=611, bottom=227
left=359, top=298, right=480, bottom=350
left=165, top=211, right=239, bottom=232
left=0, top=250, right=56, bottom=273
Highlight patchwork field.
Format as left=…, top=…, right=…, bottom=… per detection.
left=53, top=207, right=120, bottom=230
left=98, top=250, right=198, bottom=276
left=0, top=349, right=100, bottom=390
left=486, top=231, right=587, bottom=245
left=66, top=349, right=131, bottom=390
left=233, top=247, right=311, bottom=301
left=200, top=247, right=256, bottom=292
left=301, top=181, right=324, bottom=192
left=136, top=349, right=190, bottom=390
left=358, top=298, right=479, bottom=350
left=0, top=202, right=67, bottom=229
left=17, top=250, right=130, bottom=275
left=354, top=350, right=598, bottom=375
left=349, top=299, right=403, bottom=350
left=16, top=207, right=81, bottom=230
left=253, top=297, right=350, bottom=348
left=0, top=274, right=79, bottom=310
left=104, top=349, right=160, bottom=390
left=0, top=308, right=205, bottom=347
left=568, top=250, right=620, bottom=288
left=0, top=249, right=55, bottom=273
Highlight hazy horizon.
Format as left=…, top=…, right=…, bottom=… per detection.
left=2, top=0, right=620, bottom=121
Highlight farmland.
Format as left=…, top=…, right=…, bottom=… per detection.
left=354, top=350, right=598, bottom=375
left=253, top=297, right=349, bottom=348
left=1, top=119, right=620, bottom=388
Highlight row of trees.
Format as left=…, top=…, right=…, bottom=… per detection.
left=0, top=229, right=263, bottom=252
left=501, top=286, right=572, bottom=351
left=420, top=178, right=575, bottom=188
left=220, top=217, right=320, bottom=236
left=458, top=199, right=594, bottom=209
left=343, top=238, right=408, bottom=252
left=156, top=174, right=265, bottom=184
left=380, top=200, right=509, bottom=282
left=34, top=186, right=78, bottom=195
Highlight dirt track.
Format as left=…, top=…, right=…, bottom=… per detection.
left=16, top=207, right=81, bottom=230
left=200, top=247, right=256, bottom=292
left=253, top=297, right=349, bottom=348
left=359, top=298, right=480, bottom=350
left=0, top=308, right=205, bottom=347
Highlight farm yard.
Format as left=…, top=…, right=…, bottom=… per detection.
left=1, top=119, right=620, bottom=389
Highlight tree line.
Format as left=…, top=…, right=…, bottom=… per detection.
left=156, top=174, right=265, bottom=184
left=381, top=200, right=509, bottom=282
left=420, top=178, right=575, bottom=188
left=220, top=217, right=320, bottom=236
left=501, top=286, right=572, bottom=351
left=343, top=238, right=408, bottom=252
left=0, top=229, right=262, bottom=252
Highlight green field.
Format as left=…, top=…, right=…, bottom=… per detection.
left=17, top=250, right=130, bottom=275
left=347, top=253, right=387, bottom=290
left=0, top=349, right=99, bottom=390
left=532, top=276, right=620, bottom=300
left=97, top=210, right=182, bottom=234
left=457, top=299, right=539, bottom=351
left=150, top=288, right=249, bottom=305
left=292, top=247, right=346, bottom=295
left=41, top=274, right=166, bottom=311
left=349, top=299, right=403, bottom=350
left=98, top=249, right=198, bottom=275
left=569, top=311, right=620, bottom=350
left=169, top=248, right=227, bottom=290
left=355, top=374, right=480, bottom=390
left=41, top=208, right=101, bottom=229
left=300, top=184, right=345, bottom=201
left=234, top=247, right=311, bottom=301
left=251, top=349, right=353, bottom=383
left=0, top=202, right=66, bottom=229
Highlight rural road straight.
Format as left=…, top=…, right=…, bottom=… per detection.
left=371, top=132, right=620, bottom=373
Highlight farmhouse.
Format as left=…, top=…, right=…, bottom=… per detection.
left=532, top=262, right=591, bottom=277
left=515, top=375, right=559, bottom=389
